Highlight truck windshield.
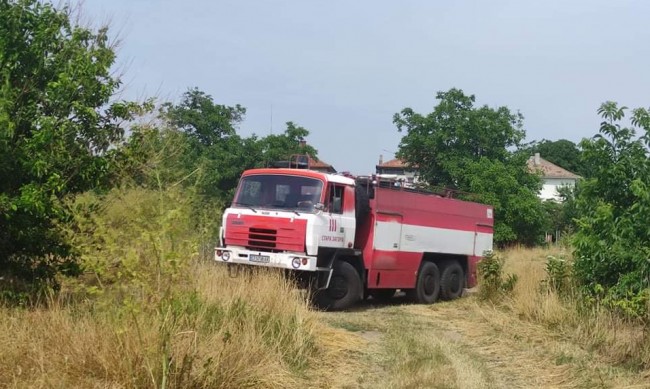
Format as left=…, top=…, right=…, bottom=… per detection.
left=233, top=175, right=324, bottom=213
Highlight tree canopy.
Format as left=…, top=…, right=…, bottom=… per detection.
left=162, top=87, right=246, bottom=147
left=154, top=89, right=318, bottom=200
left=0, top=0, right=139, bottom=285
left=394, top=88, right=526, bottom=187
left=395, top=89, right=544, bottom=245
left=572, top=102, right=650, bottom=316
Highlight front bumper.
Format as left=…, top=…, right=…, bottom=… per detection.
left=215, top=246, right=322, bottom=271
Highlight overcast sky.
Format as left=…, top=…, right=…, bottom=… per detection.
left=83, top=0, right=650, bottom=174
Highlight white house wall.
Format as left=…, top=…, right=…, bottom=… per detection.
left=540, top=178, right=576, bottom=201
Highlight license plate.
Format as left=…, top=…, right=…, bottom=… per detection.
left=249, top=254, right=270, bottom=263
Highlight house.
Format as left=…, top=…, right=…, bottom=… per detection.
left=307, top=156, right=336, bottom=173
left=527, top=153, right=580, bottom=201
left=295, top=140, right=336, bottom=173
left=375, top=155, right=419, bottom=186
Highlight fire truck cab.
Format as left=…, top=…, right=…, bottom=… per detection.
left=215, top=166, right=493, bottom=310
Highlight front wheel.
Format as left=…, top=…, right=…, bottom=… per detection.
left=406, top=261, right=440, bottom=304
left=313, top=260, right=362, bottom=311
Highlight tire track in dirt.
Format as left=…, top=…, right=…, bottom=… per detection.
left=324, top=297, right=647, bottom=388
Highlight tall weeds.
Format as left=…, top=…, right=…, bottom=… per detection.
left=0, top=187, right=353, bottom=388
left=502, top=246, right=650, bottom=369
left=477, top=251, right=518, bottom=301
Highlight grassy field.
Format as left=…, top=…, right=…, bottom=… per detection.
left=322, top=247, right=650, bottom=388
left=503, top=246, right=650, bottom=370
left=1, top=233, right=648, bottom=388
left=0, top=263, right=363, bottom=388
left=0, top=188, right=363, bottom=388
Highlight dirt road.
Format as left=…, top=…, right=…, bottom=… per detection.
left=320, top=296, right=648, bottom=389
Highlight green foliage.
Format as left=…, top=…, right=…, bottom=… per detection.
left=162, top=87, right=246, bottom=147
left=157, top=89, right=318, bottom=202
left=572, top=101, right=650, bottom=319
left=256, top=121, right=317, bottom=166
left=542, top=185, right=579, bottom=234
left=460, top=155, right=545, bottom=245
left=64, top=186, right=200, bottom=298
left=0, top=0, right=140, bottom=288
left=395, top=89, right=544, bottom=245
left=542, top=254, right=573, bottom=296
left=159, top=89, right=254, bottom=199
left=601, top=288, right=650, bottom=320
left=394, top=88, right=525, bottom=187
left=477, top=251, right=518, bottom=301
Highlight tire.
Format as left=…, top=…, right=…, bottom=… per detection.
left=354, top=182, right=371, bottom=228
left=313, top=260, right=362, bottom=311
left=407, top=261, right=440, bottom=304
left=368, top=288, right=396, bottom=303
left=439, top=261, right=464, bottom=300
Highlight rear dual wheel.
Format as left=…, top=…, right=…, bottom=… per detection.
left=407, top=261, right=440, bottom=304
left=407, top=260, right=465, bottom=304
left=439, top=261, right=464, bottom=300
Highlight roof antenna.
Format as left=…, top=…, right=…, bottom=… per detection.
left=270, top=103, right=273, bottom=135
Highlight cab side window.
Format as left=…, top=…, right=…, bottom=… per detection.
left=327, top=184, right=344, bottom=214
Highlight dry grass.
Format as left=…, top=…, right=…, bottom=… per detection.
left=3, top=183, right=648, bottom=388
left=380, top=324, right=494, bottom=389
left=502, top=246, right=650, bottom=370
left=0, top=185, right=365, bottom=388
left=324, top=303, right=496, bottom=389
left=0, top=262, right=362, bottom=389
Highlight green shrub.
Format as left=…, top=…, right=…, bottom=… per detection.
left=477, top=251, right=518, bottom=301
left=63, top=186, right=201, bottom=302
left=572, top=102, right=650, bottom=320
left=542, top=254, right=574, bottom=296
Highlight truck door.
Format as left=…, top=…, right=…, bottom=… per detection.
left=319, top=183, right=353, bottom=249
left=372, top=211, right=403, bottom=270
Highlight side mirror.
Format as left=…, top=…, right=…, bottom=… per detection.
left=314, top=202, right=325, bottom=212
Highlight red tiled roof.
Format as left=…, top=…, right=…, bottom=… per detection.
left=377, top=158, right=413, bottom=168
left=527, top=156, right=580, bottom=179
left=308, top=156, right=331, bottom=168
left=307, top=156, right=336, bottom=172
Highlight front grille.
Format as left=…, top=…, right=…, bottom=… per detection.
left=248, top=228, right=277, bottom=249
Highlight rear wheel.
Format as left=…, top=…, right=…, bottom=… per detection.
left=407, top=261, right=440, bottom=304
left=439, top=261, right=464, bottom=300
left=313, top=260, right=362, bottom=311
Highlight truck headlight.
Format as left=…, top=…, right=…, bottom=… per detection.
left=222, top=251, right=231, bottom=261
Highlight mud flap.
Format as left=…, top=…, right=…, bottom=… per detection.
left=227, top=264, right=241, bottom=278
left=316, top=268, right=334, bottom=290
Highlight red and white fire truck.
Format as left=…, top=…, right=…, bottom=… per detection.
left=215, top=164, right=493, bottom=310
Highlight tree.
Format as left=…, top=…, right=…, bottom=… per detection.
left=394, top=88, right=525, bottom=187
left=115, top=102, right=321, bottom=251
left=257, top=121, right=317, bottom=166
left=572, top=102, right=650, bottom=317
left=530, top=139, right=583, bottom=176
left=540, top=185, right=579, bottom=237
left=394, top=89, right=544, bottom=245
left=158, top=89, right=319, bottom=201
left=162, top=88, right=246, bottom=147
left=0, top=0, right=138, bottom=288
